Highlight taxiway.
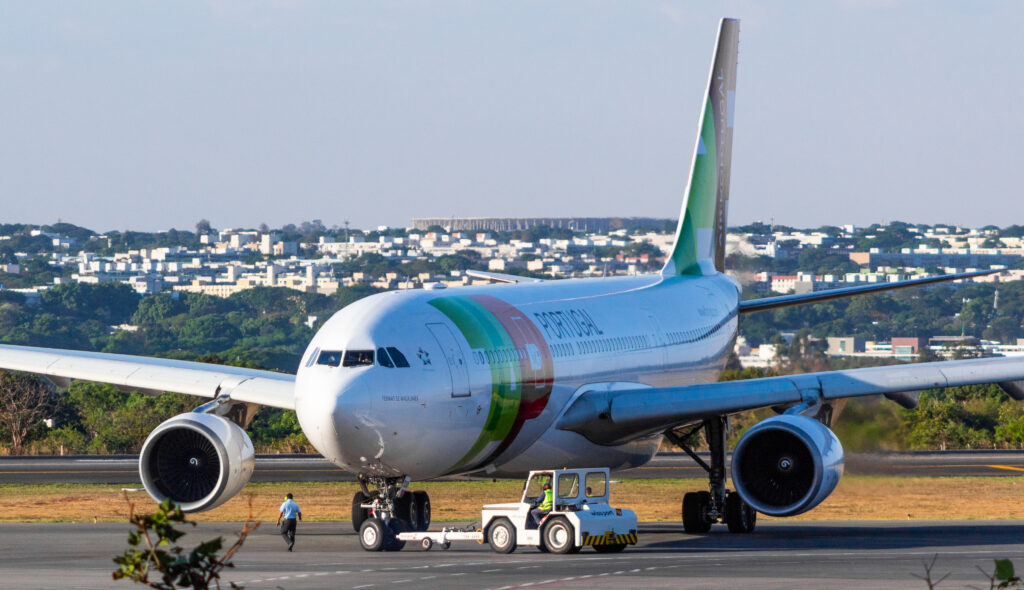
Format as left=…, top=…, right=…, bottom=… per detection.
left=0, top=521, right=1022, bottom=589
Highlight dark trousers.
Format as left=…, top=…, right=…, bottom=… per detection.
left=528, top=508, right=549, bottom=529
left=280, top=518, right=297, bottom=548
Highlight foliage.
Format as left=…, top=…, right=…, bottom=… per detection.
left=113, top=494, right=258, bottom=590
left=0, top=371, right=56, bottom=454
left=915, top=556, right=1023, bottom=589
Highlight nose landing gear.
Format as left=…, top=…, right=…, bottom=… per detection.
left=354, top=475, right=432, bottom=551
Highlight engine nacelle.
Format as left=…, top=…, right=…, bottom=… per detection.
left=731, top=414, right=844, bottom=517
left=139, top=413, right=255, bottom=513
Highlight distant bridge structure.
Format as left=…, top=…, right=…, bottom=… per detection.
left=411, top=217, right=676, bottom=233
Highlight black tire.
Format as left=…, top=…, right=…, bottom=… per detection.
left=414, top=491, right=431, bottom=532
left=682, top=491, right=712, bottom=534
left=408, top=494, right=421, bottom=532
left=488, top=517, right=517, bottom=554
left=359, top=518, right=386, bottom=551
left=725, top=492, right=757, bottom=534
left=394, top=494, right=412, bottom=528
left=593, top=543, right=627, bottom=553
left=542, top=517, right=575, bottom=554
left=351, top=492, right=370, bottom=533
left=383, top=519, right=406, bottom=551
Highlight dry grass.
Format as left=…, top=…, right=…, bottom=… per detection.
left=2, top=476, right=1021, bottom=523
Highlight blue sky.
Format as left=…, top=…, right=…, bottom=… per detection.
left=1, top=1, right=1021, bottom=232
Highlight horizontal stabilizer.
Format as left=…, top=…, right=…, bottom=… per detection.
left=738, top=269, right=999, bottom=314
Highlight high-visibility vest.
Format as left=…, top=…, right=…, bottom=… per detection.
left=539, top=489, right=553, bottom=511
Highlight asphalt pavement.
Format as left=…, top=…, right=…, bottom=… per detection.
left=1, top=520, right=1022, bottom=589
left=1, top=451, right=1022, bottom=485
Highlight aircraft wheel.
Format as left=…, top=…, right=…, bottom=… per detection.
left=593, top=543, right=627, bottom=553
left=682, top=491, right=712, bottom=534
left=542, top=517, right=576, bottom=554
left=488, top=518, right=517, bottom=554
left=725, top=492, right=757, bottom=534
left=383, top=519, right=406, bottom=551
left=408, top=494, right=422, bottom=532
left=414, top=491, right=431, bottom=531
left=359, top=518, right=387, bottom=551
left=394, top=494, right=412, bottom=529
left=351, top=491, right=370, bottom=532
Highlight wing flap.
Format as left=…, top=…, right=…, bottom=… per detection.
left=0, top=344, right=295, bottom=410
left=557, top=356, right=1024, bottom=445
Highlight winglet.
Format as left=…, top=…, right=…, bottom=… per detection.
left=662, top=18, right=739, bottom=277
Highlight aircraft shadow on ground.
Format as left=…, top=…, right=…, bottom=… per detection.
left=639, top=523, right=1024, bottom=552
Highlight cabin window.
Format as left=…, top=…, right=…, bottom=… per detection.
left=557, top=473, right=579, bottom=499
left=585, top=472, right=607, bottom=499
left=386, top=347, right=410, bottom=368
left=343, top=349, right=374, bottom=367
left=316, top=350, right=342, bottom=367
left=377, top=347, right=394, bottom=368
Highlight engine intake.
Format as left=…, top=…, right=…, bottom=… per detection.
left=731, top=414, right=844, bottom=517
left=139, top=413, right=255, bottom=513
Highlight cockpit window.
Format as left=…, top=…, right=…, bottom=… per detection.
left=316, top=350, right=342, bottom=367
left=377, top=347, right=394, bottom=368
left=343, top=350, right=374, bottom=367
left=386, top=347, right=410, bottom=368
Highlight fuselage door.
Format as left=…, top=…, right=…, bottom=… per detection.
left=426, top=323, right=471, bottom=398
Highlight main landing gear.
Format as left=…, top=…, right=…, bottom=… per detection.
left=353, top=475, right=432, bottom=551
left=665, top=416, right=756, bottom=535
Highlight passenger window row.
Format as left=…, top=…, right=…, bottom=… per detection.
left=665, top=309, right=739, bottom=346
left=472, top=334, right=656, bottom=365
left=472, top=347, right=527, bottom=367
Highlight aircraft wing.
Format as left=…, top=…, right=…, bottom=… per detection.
left=557, top=356, right=1024, bottom=445
left=465, top=269, right=544, bottom=284
left=738, top=269, right=998, bottom=314
left=0, top=344, right=296, bottom=410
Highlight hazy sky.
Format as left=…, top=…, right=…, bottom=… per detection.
left=1, top=1, right=1022, bottom=233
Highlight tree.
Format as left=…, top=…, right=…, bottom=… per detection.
left=0, top=371, right=55, bottom=454
left=195, top=219, right=212, bottom=236
left=113, top=494, right=258, bottom=589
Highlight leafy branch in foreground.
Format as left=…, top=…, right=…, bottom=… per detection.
left=915, top=554, right=1024, bottom=589
left=113, top=492, right=259, bottom=590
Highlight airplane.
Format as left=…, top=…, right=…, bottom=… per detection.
left=2, top=18, right=1022, bottom=551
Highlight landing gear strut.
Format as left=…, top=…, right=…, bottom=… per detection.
left=355, top=475, right=432, bottom=551
left=665, top=416, right=756, bottom=534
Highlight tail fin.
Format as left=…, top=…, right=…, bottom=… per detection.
left=662, top=18, right=739, bottom=277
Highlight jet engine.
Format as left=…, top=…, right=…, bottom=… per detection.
left=731, top=414, right=844, bottom=517
left=139, top=413, right=255, bottom=512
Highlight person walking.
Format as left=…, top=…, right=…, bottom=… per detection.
left=277, top=493, right=302, bottom=551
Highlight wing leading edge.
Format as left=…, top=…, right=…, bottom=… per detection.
left=0, top=344, right=295, bottom=410
left=738, top=269, right=999, bottom=314
left=557, top=355, right=1024, bottom=445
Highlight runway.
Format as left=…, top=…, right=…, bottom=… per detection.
left=1, top=520, right=1022, bottom=589
left=1, top=451, right=1022, bottom=485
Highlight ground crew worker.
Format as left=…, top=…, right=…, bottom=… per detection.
left=277, top=492, right=302, bottom=551
left=529, top=482, right=553, bottom=529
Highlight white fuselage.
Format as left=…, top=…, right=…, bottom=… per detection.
left=293, top=272, right=740, bottom=481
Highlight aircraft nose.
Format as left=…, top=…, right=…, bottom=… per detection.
left=295, top=374, right=370, bottom=467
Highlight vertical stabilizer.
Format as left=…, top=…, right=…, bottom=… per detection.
left=662, top=18, right=739, bottom=277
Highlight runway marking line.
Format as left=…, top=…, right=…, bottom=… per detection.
left=988, top=464, right=1024, bottom=472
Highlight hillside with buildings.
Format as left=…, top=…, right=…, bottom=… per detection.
left=1, top=218, right=1022, bottom=454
